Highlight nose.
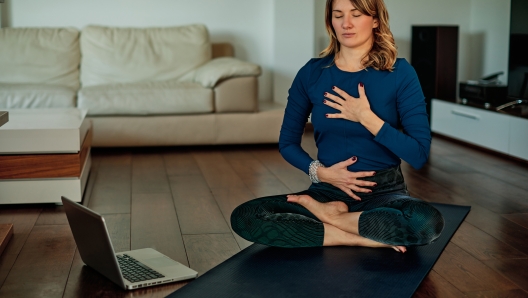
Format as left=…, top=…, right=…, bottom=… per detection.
left=342, top=14, right=353, bottom=29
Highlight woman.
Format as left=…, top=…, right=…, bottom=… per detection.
left=230, top=0, right=444, bottom=253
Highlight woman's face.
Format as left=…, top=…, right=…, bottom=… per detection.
left=331, top=0, right=378, bottom=50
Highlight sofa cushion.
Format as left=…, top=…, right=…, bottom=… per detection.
left=80, top=24, right=211, bottom=87
left=78, top=81, right=213, bottom=116
left=179, top=57, right=261, bottom=88
left=0, top=83, right=76, bottom=109
left=0, top=28, right=80, bottom=90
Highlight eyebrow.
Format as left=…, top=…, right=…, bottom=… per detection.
left=332, top=9, right=359, bottom=12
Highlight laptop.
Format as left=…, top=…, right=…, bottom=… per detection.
left=61, top=196, right=198, bottom=290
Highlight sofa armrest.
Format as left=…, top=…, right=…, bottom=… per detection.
left=214, top=76, right=258, bottom=113
left=180, top=57, right=261, bottom=88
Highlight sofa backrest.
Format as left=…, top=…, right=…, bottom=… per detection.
left=0, top=28, right=80, bottom=90
left=80, top=24, right=211, bottom=87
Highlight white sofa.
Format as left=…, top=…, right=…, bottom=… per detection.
left=0, top=24, right=285, bottom=146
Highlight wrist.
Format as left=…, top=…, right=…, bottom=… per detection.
left=317, top=166, right=327, bottom=183
left=308, top=160, right=325, bottom=183
left=360, top=110, right=384, bottom=136
left=359, top=109, right=375, bottom=125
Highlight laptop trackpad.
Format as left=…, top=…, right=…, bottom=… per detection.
left=144, top=257, right=180, bottom=268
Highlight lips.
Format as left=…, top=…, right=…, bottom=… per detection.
left=343, top=33, right=356, bottom=37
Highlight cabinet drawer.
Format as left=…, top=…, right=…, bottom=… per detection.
left=431, top=99, right=510, bottom=154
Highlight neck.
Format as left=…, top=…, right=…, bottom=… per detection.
left=335, top=38, right=373, bottom=72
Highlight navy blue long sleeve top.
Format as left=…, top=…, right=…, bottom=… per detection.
left=279, top=55, right=431, bottom=174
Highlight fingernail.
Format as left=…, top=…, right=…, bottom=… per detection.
left=332, top=86, right=336, bottom=90
left=369, top=190, right=373, bottom=193
left=323, top=100, right=327, bottom=103
left=374, top=183, right=377, bottom=186
left=352, top=156, right=357, bottom=161
left=359, top=82, right=364, bottom=87
left=325, top=114, right=329, bottom=118
left=324, top=92, right=328, bottom=96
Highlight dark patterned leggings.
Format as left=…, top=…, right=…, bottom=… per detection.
left=230, top=166, right=444, bottom=248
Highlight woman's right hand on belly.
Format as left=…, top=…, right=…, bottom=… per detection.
left=317, top=156, right=376, bottom=201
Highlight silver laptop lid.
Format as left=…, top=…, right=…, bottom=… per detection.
left=62, top=196, right=125, bottom=288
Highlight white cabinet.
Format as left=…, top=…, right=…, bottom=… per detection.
left=510, top=116, right=528, bottom=160
left=431, top=99, right=528, bottom=161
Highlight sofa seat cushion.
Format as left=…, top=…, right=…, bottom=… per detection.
left=0, top=28, right=80, bottom=90
left=0, top=83, right=76, bottom=109
left=80, top=24, right=211, bottom=87
left=78, top=81, right=213, bottom=116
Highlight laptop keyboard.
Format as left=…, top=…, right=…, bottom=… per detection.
left=116, top=254, right=165, bottom=283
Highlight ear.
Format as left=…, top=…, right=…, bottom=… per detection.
left=373, top=18, right=379, bottom=29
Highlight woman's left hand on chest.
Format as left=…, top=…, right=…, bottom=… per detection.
left=324, top=83, right=371, bottom=123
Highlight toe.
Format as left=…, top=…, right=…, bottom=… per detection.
left=286, top=194, right=300, bottom=203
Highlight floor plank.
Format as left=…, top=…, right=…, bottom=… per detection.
left=169, top=175, right=231, bottom=235
left=210, top=187, right=255, bottom=250
left=89, top=165, right=131, bottom=214
left=132, top=154, right=171, bottom=194
left=502, top=213, right=528, bottom=229
left=222, top=150, right=291, bottom=198
left=413, top=270, right=466, bottom=298
left=131, top=193, right=188, bottom=267
left=450, top=222, right=526, bottom=261
left=432, top=242, right=518, bottom=293
left=35, top=205, right=69, bottom=226
left=251, top=148, right=311, bottom=193
left=0, top=225, right=76, bottom=298
left=453, top=172, right=528, bottom=213
left=483, top=258, right=528, bottom=292
left=183, top=234, right=240, bottom=275
left=193, top=151, right=246, bottom=189
left=0, top=207, right=42, bottom=288
left=163, top=151, right=202, bottom=177
left=465, top=289, right=528, bottom=298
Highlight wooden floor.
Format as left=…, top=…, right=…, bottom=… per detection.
left=0, top=132, right=527, bottom=298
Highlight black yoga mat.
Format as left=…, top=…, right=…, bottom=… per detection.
left=167, top=203, right=470, bottom=298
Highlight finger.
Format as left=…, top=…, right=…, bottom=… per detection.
left=351, top=171, right=377, bottom=178
left=332, top=86, right=356, bottom=100
left=339, top=186, right=361, bottom=201
left=353, top=179, right=377, bottom=187
left=348, top=185, right=373, bottom=194
left=358, top=82, right=367, bottom=98
left=325, top=113, right=345, bottom=119
left=324, top=92, right=346, bottom=105
left=337, top=156, right=358, bottom=167
left=323, top=99, right=343, bottom=111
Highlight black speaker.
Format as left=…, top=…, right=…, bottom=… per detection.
left=411, top=26, right=459, bottom=119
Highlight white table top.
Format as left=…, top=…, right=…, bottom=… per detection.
left=0, top=108, right=90, bottom=154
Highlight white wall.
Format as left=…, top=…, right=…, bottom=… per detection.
left=469, top=0, right=510, bottom=82
left=273, top=0, right=316, bottom=104
left=3, top=0, right=513, bottom=102
left=6, top=0, right=275, bottom=102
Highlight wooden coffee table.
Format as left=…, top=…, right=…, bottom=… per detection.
left=0, top=108, right=92, bottom=204
left=0, top=111, right=12, bottom=256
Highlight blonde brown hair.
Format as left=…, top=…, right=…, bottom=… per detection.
left=320, top=0, right=397, bottom=71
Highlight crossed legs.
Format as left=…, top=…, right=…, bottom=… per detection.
left=231, top=190, right=443, bottom=251
left=286, top=194, right=407, bottom=253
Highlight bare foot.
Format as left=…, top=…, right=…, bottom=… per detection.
left=286, top=194, right=348, bottom=224
left=324, top=223, right=407, bottom=253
